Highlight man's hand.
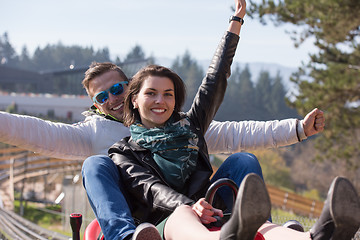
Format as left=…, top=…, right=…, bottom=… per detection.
left=303, top=108, right=325, bottom=137
left=191, top=198, right=223, bottom=225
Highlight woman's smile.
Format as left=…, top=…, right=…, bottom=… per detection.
left=152, top=108, right=166, bottom=113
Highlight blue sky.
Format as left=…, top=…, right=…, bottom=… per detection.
left=0, top=0, right=317, bottom=68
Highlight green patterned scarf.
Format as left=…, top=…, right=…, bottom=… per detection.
left=130, top=116, right=199, bottom=191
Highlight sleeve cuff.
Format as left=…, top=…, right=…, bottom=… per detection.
left=296, top=119, right=307, bottom=142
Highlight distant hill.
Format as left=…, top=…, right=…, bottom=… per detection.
left=155, top=57, right=298, bottom=94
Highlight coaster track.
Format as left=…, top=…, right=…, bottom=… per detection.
left=0, top=208, right=69, bottom=240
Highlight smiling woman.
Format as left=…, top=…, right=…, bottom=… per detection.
left=132, top=76, right=175, bottom=129
left=124, top=65, right=185, bottom=129
left=106, top=11, right=244, bottom=236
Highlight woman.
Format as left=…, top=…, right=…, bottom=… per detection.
left=110, top=0, right=244, bottom=230
left=109, top=63, right=360, bottom=240
left=87, top=0, right=249, bottom=239
left=109, top=63, right=360, bottom=239
left=105, top=0, right=360, bottom=239
left=108, top=0, right=359, bottom=238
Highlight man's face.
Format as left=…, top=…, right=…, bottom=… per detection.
left=88, top=70, right=128, bottom=121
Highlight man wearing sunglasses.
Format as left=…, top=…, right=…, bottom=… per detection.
left=84, top=62, right=129, bottom=123
left=0, top=61, right=324, bottom=239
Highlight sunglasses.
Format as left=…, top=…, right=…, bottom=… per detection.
left=92, top=81, right=128, bottom=105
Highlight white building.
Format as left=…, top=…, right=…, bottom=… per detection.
left=0, top=93, right=93, bottom=122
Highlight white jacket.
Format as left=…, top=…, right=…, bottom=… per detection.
left=0, top=111, right=305, bottom=160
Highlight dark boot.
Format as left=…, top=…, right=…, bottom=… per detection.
left=310, top=176, right=360, bottom=240
left=220, top=173, right=271, bottom=240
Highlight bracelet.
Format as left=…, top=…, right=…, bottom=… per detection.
left=229, top=15, right=244, bottom=25
left=295, top=119, right=301, bottom=142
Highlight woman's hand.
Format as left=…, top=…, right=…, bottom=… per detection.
left=191, top=198, right=223, bottom=225
left=234, top=0, right=246, bottom=18
left=228, top=0, right=247, bottom=35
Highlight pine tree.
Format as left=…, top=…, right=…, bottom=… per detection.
left=271, top=71, right=298, bottom=119
left=124, top=45, right=145, bottom=62
left=0, top=32, right=18, bottom=66
left=238, top=65, right=257, bottom=119
left=217, top=63, right=242, bottom=120
left=19, top=46, right=34, bottom=71
left=249, top=0, right=360, bottom=168
left=255, top=71, right=273, bottom=120
left=171, top=51, right=204, bottom=111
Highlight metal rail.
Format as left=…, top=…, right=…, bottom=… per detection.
left=0, top=208, right=69, bottom=240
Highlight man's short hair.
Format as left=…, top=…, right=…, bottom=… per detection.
left=82, top=62, right=128, bottom=95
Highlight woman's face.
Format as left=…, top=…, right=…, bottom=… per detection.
left=133, top=76, right=175, bottom=129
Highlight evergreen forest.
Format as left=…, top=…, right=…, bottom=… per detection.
left=0, top=32, right=299, bottom=122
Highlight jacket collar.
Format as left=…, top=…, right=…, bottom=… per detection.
left=83, top=105, right=123, bottom=123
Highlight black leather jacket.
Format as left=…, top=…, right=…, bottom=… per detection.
left=109, top=31, right=239, bottom=225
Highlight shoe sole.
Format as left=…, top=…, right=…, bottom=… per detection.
left=132, top=223, right=162, bottom=240
left=283, top=220, right=305, bottom=232
left=330, top=177, right=360, bottom=240
left=237, top=174, right=271, bottom=240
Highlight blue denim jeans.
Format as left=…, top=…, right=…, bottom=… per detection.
left=82, top=155, right=136, bottom=240
left=82, top=152, right=265, bottom=240
left=211, top=152, right=265, bottom=212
